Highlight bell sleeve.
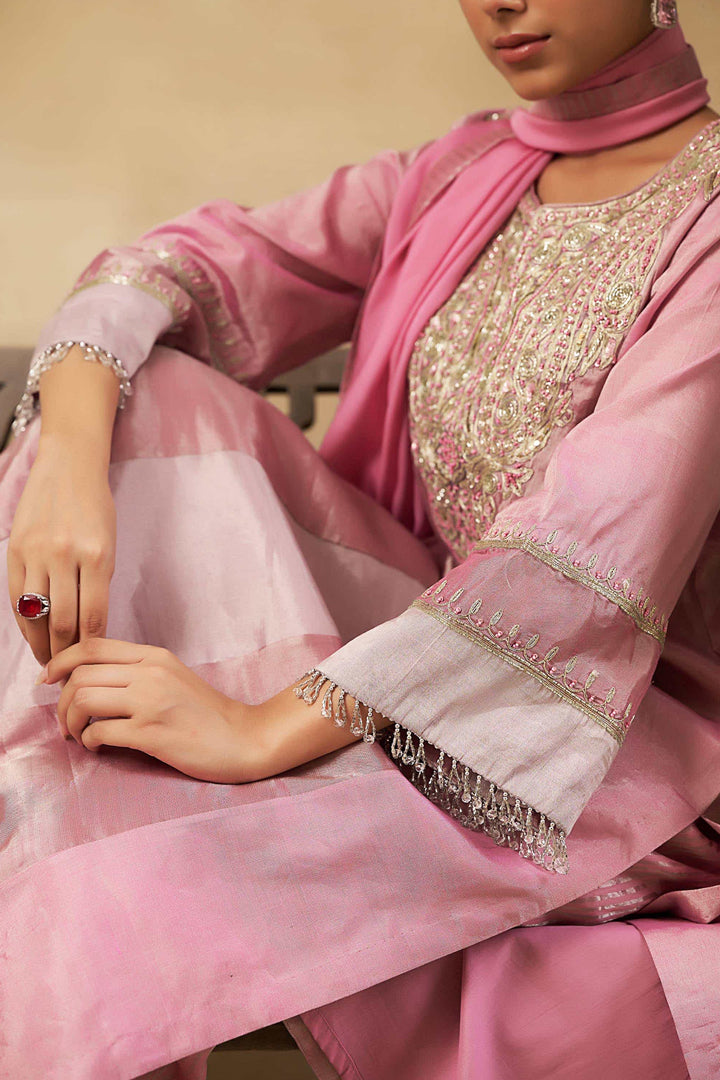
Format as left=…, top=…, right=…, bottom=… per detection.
left=11, top=143, right=427, bottom=436
left=299, top=222, right=720, bottom=874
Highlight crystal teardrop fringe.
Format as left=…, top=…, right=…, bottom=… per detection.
left=11, top=341, right=133, bottom=437
left=363, top=709, right=376, bottom=743
left=651, top=0, right=678, bottom=28
left=401, top=728, right=416, bottom=766
left=448, top=757, right=462, bottom=796
left=435, top=750, right=446, bottom=790
left=390, top=720, right=403, bottom=757
left=320, top=682, right=337, bottom=720
left=389, top=723, right=569, bottom=874
left=350, top=699, right=365, bottom=737
left=294, top=670, right=326, bottom=705
left=293, top=670, right=569, bottom=874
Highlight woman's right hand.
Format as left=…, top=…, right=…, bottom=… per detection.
left=7, top=436, right=117, bottom=667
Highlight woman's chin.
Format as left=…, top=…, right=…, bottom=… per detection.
left=503, top=68, right=583, bottom=102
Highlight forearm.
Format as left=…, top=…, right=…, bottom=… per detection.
left=252, top=682, right=393, bottom=779
left=35, top=345, right=121, bottom=470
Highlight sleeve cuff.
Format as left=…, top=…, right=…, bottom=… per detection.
left=32, top=283, right=175, bottom=381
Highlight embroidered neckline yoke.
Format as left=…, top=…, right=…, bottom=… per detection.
left=408, top=123, right=720, bottom=561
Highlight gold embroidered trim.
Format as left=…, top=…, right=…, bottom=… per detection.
left=293, top=669, right=568, bottom=874
left=414, top=589, right=632, bottom=746
left=66, top=243, right=250, bottom=376
left=475, top=522, right=668, bottom=643
left=150, top=243, right=248, bottom=375
left=66, top=265, right=192, bottom=328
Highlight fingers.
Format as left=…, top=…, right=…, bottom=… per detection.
left=45, top=638, right=167, bottom=684
left=79, top=560, right=110, bottom=642
left=47, top=560, right=80, bottom=659
left=57, top=663, right=132, bottom=736
left=65, top=686, right=130, bottom=744
left=81, top=718, right=136, bottom=753
left=10, top=557, right=111, bottom=665
left=19, top=564, right=51, bottom=666
left=7, top=546, right=29, bottom=648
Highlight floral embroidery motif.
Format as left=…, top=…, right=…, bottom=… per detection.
left=476, top=521, right=668, bottom=644
left=408, top=124, right=720, bottom=559
left=293, top=668, right=568, bottom=873
left=415, top=581, right=633, bottom=745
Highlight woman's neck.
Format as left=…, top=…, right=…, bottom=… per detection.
left=535, top=105, right=719, bottom=207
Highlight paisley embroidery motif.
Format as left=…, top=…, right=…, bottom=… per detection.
left=408, top=125, right=720, bottom=559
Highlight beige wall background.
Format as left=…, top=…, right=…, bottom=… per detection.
left=2, top=0, right=719, bottom=346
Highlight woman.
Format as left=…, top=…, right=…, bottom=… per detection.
left=2, top=0, right=720, bottom=1077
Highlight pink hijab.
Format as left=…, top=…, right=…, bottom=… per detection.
left=319, top=26, right=709, bottom=540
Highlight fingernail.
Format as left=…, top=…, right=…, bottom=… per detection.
left=35, top=665, right=48, bottom=686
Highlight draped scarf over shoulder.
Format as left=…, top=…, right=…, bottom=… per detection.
left=320, top=26, right=709, bottom=532
left=310, top=26, right=719, bottom=872
left=18, top=26, right=720, bottom=875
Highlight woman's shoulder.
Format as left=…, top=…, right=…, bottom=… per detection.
left=394, top=109, right=515, bottom=230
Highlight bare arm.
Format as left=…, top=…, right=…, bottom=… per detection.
left=7, top=348, right=123, bottom=665
left=35, top=344, right=121, bottom=467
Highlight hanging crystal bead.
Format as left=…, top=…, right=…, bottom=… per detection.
left=320, top=682, right=336, bottom=719
left=350, top=699, right=365, bottom=737
left=401, top=729, right=416, bottom=766
left=435, top=750, right=446, bottom=790
left=362, top=708, right=376, bottom=743
left=448, top=757, right=462, bottom=795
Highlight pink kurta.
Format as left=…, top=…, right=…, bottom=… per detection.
left=3, top=108, right=720, bottom=1079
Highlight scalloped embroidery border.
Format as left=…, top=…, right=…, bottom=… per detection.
left=474, top=521, right=668, bottom=644
left=414, top=588, right=632, bottom=746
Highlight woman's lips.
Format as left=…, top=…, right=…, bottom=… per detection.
left=493, top=34, right=550, bottom=64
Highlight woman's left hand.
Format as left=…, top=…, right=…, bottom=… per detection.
left=42, top=638, right=262, bottom=784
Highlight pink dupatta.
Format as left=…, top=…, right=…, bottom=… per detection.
left=310, top=26, right=719, bottom=871
left=12, top=28, right=719, bottom=877
left=320, top=26, right=709, bottom=532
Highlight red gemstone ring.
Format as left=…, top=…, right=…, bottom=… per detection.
left=16, top=592, right=51, bottom=619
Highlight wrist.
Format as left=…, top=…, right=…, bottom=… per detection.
left=32, top=343, right=122, bottom=463
left=36, top=429, right=113, bottom=474
left=248, top=683, right=392, bottom=779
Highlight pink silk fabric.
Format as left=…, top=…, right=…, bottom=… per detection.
left=510, top=26, right=709, bottom=151
left=2, top=350, right=720, bottom=1080
left=4, top=28, right=720, bottom=1073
